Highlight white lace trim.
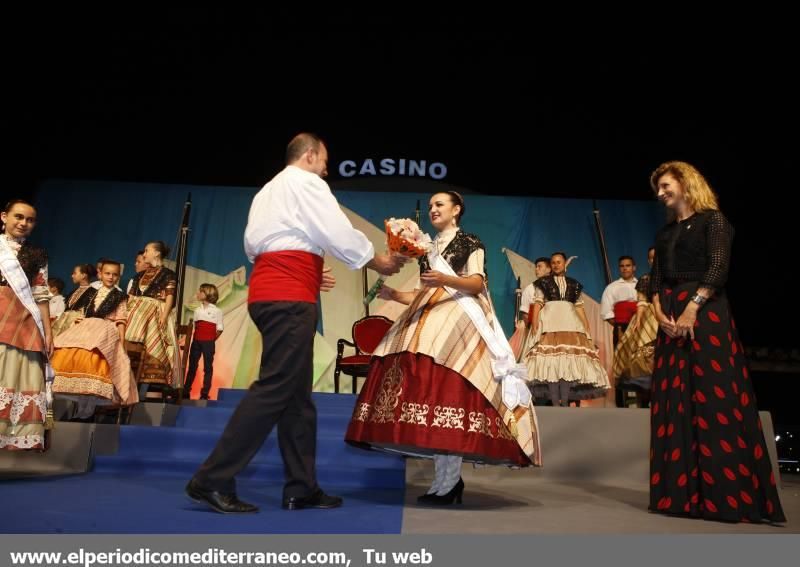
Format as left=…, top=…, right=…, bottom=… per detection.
left=0, top=387, right=46, bottom=426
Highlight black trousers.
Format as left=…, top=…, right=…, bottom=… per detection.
left=193, top=301, right=318, bottom=498
left=185, top=339, right=216, bottom=398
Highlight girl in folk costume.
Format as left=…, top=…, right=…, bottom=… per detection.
left=125, top=240, right=180, bottom=386
left=522, top=252, right=610, bottom=406
left=648, top=161, right=784, bottom=523
left=347, top=192, right=541, bottom=506
left=51, top=264, right=97, bottom=337
left=0, top=200, right=54, bottom=451
left=612, top=246, right=658, bottom=407
left=51, top=260, right=137, bottom=416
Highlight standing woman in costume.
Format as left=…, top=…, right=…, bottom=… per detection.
left=522, top=252, right=610, bottom=406
left=125, top=240, right=179, bottom=386
left=648, top=161, right=784, bottom=523
left=346, top=191, right=541, bottom=506
left=0, top=200, right=53, bottom=451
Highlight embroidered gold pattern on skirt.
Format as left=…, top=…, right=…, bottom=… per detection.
left=368, top=358, right=404, bottom=423
left=468, top=411, right=494, bottom=437
left=399, top=402, right=430, bottom=426
left=431, top=406, right=465, bottom=429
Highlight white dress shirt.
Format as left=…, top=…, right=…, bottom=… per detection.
left=243, top=165, right=374, bottom=269
left=520, top=283, right=535, bottom=314
left=49, top=294, right=65, bottom=318
left=600, top=277, right=638, bottom=320
left=194, top=302, right=224, bottom=331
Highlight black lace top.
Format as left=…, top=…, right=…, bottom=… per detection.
left=651, top=210, right=734, bottom=295
left=129, top=266, right=177, bottom=301
left=418, top=231, right=486, bottom=278
left=534, top=275, right=584, bottom=303
left=0, top=242, right=47, bottom=286
left=85, top=287, right=127, bottom=320
left=65, top=286, right=95, bottom=311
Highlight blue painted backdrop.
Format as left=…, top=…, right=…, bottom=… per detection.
left=34, top=179, right=662, bottom=333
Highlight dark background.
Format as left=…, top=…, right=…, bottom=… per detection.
left=3, top=24, right=797, bottom=433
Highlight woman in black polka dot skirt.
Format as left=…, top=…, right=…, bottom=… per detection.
left=648, top=161, right=785, bottom=524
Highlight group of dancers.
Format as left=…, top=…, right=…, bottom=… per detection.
left=0, top=132, right=785, bottom=525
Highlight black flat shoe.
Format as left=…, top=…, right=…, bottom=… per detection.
left=185, top=478, right=259, bottom=514
left=427, top=478, right=464, bottom=506
left=282, top=488, right=343, bottom=510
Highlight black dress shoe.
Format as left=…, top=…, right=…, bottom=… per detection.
left=282, top=488, right=343, bottom=510
left=185, top=478, right=259, bottom=514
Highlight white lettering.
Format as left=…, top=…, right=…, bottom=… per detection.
left=363, top=548, right=387, bottom=564
left=408, top=160, right=426, bottom=176
left=339, top=160, right=357, bottom=177
left=379, top=158, right=396, bottom=175
left=338, top=159, right=448, bottom=179
left=359, top=159, right=376, bottom=175
left=429, top=162, right=447, bottom=179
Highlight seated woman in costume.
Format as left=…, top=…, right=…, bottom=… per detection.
left=51, top=264, right=97, bottom=337
left=52, top=260, right=137, bottom=417
left=125, top=240, right=179, bottom=386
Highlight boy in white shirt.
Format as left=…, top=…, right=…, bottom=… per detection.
left=183, top=283, right=223, bottom=400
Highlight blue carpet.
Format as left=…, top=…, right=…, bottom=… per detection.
left=0, top=391, right=406, bottom=534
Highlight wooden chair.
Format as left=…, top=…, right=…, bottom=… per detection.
left=334, top=315, right=393, bottom=394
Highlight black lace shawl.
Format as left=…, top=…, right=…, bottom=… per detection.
left=418, top=231, right=486, bottom=278
left=533, top=275, right=584, bottom=304
left=0, top=242, right=47, bottom=286
left=84, top=287, right=127, bottom=320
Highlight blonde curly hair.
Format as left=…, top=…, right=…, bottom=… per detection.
left=650, top=161, right=719, bottom=214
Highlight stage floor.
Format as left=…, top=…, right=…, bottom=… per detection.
left=402, top=459, right=799, bottom=534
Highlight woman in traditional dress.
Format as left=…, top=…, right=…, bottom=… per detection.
left=648, top=160, right=784, bottom=523
left=522, top=252, right=610, bottom=406
left=51, top=263, right=96, bottom=337
left=52, top=260, right=137, bottom=416
left=346, top=191, right=541, bottom=506
left=0, top=200, right=52, bottom=451
left=612, top=247, right=658, bottom=407
left=125, top=240, right=179, bottom=386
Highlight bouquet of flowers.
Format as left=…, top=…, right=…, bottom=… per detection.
left=363, top=218, right=432, bottom=305
left=384, top=217, right=432, bottom=258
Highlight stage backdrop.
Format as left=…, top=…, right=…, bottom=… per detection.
left=33, top=179, right=661, bottom=398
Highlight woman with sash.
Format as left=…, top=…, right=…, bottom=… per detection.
left=346, top=191, right=541, bottom=506
left=0, top=200, right=53, bottom=451
left=125, top=240, right=179, bottom=386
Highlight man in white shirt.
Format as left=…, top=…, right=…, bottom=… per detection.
left=188, top=133, right=403, bottom=515
left=519, top=257, right=552, bottom=322
left=600, top=255, right=638, bottom=407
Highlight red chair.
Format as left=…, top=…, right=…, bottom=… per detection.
left=334, top=315, right=393, bottom=394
